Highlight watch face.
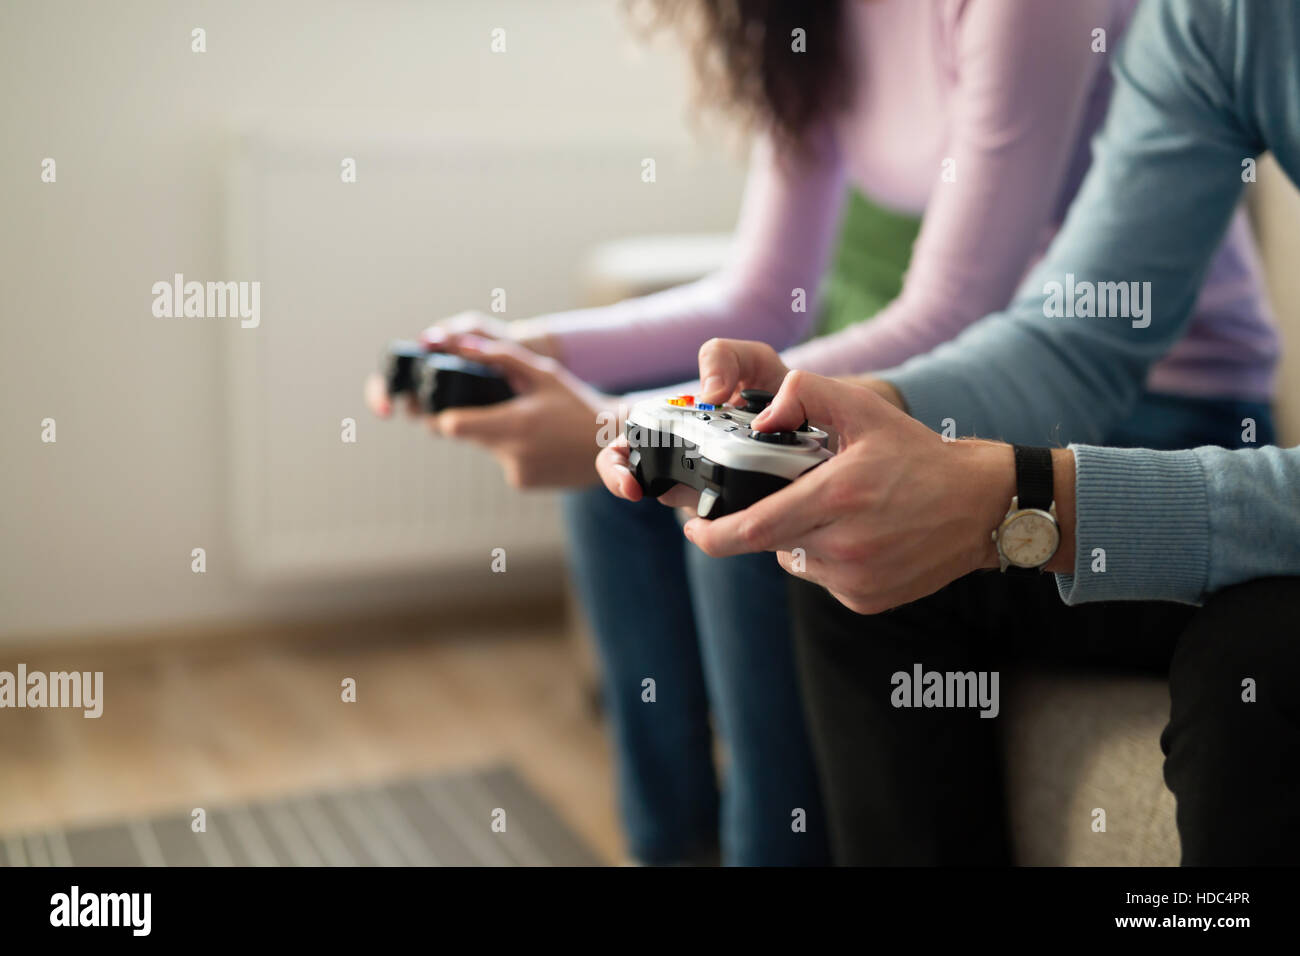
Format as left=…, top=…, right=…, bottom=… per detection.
left=1000, top=510, right=1060, bottom=568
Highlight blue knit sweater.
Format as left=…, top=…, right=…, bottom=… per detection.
left=884, top=0, right=1300, bottom=604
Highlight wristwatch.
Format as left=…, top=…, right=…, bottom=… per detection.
left=992, top=445, right=1060, bottom=572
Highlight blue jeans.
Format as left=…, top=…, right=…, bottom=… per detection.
left=1104, top=391, right=1275, bottom=449
left=562, top=490, right=829, bottom=865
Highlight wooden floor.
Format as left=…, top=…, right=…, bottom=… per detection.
left=0, top=606, right=623, bottom=865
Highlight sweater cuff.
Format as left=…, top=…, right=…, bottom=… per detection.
left=1054, top=444, right=1211, bottom=606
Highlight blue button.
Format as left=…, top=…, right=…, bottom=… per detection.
left=695, top=403, right=715, bottom=411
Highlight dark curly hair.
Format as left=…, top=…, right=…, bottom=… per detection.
left=629, top=0, right=850, bottom=151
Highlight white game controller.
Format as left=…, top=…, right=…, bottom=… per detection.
left=624, top=389, right=833, bottom=518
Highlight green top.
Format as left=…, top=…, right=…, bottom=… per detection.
left=816, top=189, right=923, bottom=338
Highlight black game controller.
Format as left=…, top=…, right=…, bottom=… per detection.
left=383, top=340, right=515, bottom=413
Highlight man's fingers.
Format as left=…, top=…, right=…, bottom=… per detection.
left=681, top=460, right=835, bottom=557
left=751, top=370, right=891, bottom=441
left=655, top=485, right=700, bottom=509
left=595, top=440, right=698, bottom=509
left=696, top=338, right=786, bottom=405
left=696, top=339, right=743, bottom=404
left=596, top=441, right=643, bottom=502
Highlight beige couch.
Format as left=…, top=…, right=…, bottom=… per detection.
left=1004, top=673, right=1178, bottom=864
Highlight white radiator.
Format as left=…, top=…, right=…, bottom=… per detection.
left=221, top=125, right=741, bottom=585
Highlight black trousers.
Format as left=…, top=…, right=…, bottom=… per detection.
left=790, top=571, right=1300, bottom=866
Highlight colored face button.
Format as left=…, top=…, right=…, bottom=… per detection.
left=695, top=403, right=715, bottom=411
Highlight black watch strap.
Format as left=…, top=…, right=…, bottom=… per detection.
left=1013, top=445, right=1054, bottom=511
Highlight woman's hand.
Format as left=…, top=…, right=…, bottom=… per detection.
left=363, top=311, right=560, bottom=419
left=430, top=336, right=618, bottom=489
left=420, top=311, right=560, bottom=361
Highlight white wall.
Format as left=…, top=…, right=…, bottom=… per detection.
left=0, top=0, right=747, bottom=642
left=5, top=1, right=1298, bottom=644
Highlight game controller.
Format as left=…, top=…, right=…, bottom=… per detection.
left=624, top=389, right=832, bottom=518
left=383, top=340, right=515, bottom=413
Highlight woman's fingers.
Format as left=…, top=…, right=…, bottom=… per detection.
left=437, top=402, right=522, bottom=445
left=364, top=373, right=393, bottom=418
left=419, top=311, right=507, bottom=352
left=454, top=335, right=559, bottom=393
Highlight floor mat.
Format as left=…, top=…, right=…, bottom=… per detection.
left=0, top=765, right=601, bottom=866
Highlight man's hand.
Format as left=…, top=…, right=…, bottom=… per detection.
left=680, top=370, right=1039, bottom=614
left=693, top=338, right=791, bottom=406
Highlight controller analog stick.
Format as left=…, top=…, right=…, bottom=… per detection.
left=740, top=389, right=775, bottom=413
left=750, top=429, right=799, bottom=445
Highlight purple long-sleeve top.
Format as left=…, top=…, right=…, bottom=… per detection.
left=526, top=0, right=1277, bottom=400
